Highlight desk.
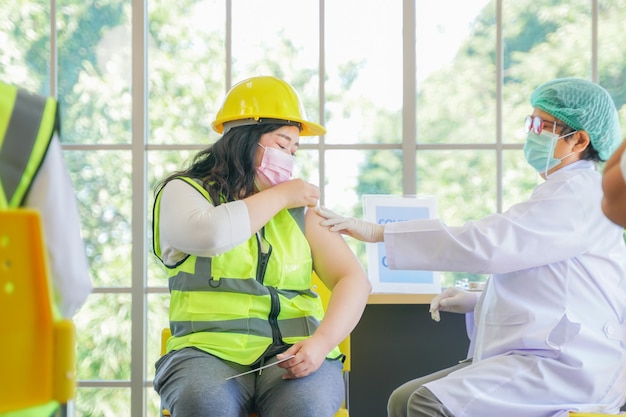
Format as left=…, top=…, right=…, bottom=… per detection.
left=368, top=293, right=436, bottom=304
left=350, top=294, right=470, bottom=416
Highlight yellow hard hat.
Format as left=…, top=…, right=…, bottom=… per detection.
left=211, top=76, right=326, bottom=136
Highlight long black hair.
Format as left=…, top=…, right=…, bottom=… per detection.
left=155, top=123, right=290, bottom=205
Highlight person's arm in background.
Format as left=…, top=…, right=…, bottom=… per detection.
left=277, top=207, right=371, bottom=379
left=25, top=135, right=93, bottom=317
left=602, top=139, right=626, bottom=228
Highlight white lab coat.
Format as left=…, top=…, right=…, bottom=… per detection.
left=385, top=160, right=626, bottom=417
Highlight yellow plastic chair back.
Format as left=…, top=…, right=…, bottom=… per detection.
left=310, top=272, right=350, bottom=416
left=0, top=209, right=75, bottom=413
left=310, top=272, right=351, bottom=375
left=161, top=272, right=350, bottom=417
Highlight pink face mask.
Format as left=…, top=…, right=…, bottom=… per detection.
left=256, top=143, right=295, bottom=186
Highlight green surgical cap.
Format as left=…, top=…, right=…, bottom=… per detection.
left=530, top=77, right=622, bottom=160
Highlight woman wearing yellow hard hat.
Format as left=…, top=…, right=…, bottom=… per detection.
left=152, top=75, right=371, bottom=416
left=211, top=75, right=326, bottom=136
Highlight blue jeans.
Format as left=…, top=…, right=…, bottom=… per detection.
left=154, top=348, right=344, bottom=417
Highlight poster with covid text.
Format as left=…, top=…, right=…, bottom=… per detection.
left=363, top=194, right=440, bottom=294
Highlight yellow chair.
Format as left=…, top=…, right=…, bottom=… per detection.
left=160, top=272, right=350, bottom=417
left=0, top=209, right=76, bottom=416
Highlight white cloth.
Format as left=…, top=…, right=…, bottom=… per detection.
left=157, top=178, right=251, bottom=266
left=384, top=160, right=626, bottom=416
left=24, top=136, right=92, bottom=317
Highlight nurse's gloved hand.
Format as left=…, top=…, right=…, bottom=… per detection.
left=316, top=206, right=384, bottom=243
left=429, top=288, right=480, bottom=322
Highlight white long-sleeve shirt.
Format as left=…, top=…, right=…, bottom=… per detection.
left=157, top=178, right=252, bottom=266
left=24, top=135, right=92, bottom=317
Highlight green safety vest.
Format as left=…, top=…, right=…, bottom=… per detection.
left=0, top=82, right=60, bottom=417
left=0, top=81, right=57, bottom=210
left=153, top=176, right=342, bottom=364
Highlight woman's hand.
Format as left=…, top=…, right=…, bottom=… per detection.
left=273, top=178, right=320, bottom=208
left=276, top=337, right=329, bottom=379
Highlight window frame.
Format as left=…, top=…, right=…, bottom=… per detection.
left=40, top=0, right=604, bottom=415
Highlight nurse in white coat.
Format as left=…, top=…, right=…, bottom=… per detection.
left=317, top=77, right=626, bottom=417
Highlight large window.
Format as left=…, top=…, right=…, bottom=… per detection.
left=3, top=0, right=626, bottom=414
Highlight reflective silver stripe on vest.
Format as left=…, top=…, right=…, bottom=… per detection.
left=0, top=89, right=48, bottom=206
left=169, top=257, right=320, bottom=338
left=287, top=206, right=305, bottom=232
left=169, top=257, right=313, bottom=300
left=170, top=315, right=320, bottom=339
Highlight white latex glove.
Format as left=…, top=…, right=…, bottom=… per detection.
left=315, top=206, right=384, bottom=243
left=429, top=287, right=480, bottom=322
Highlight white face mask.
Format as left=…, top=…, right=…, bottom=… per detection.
left=256, top=143, right=295, bottom=187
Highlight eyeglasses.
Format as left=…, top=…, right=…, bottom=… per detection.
left=524, top=115, right=568, bottom=135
